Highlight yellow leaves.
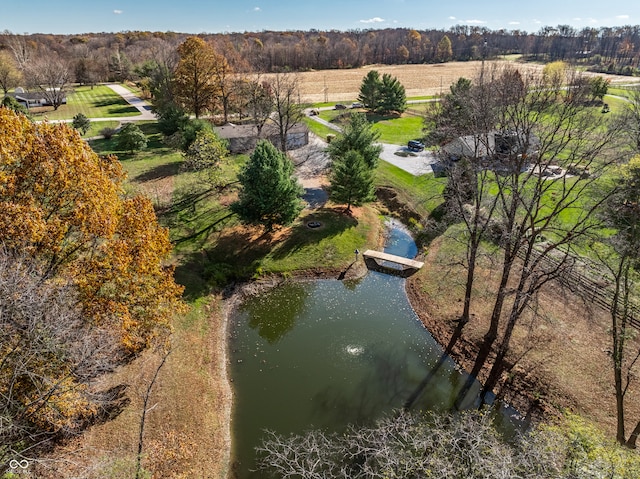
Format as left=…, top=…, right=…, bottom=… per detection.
left=1, top=109, right=186, bottom=355
left=0, top=202, right=46, bottom=251
left=1, top=109, right=123, bottom=258
left=24, top=377, right=98, bottom=432
left=72, top=194, right=185, bottom=352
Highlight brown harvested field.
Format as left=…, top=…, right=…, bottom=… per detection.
left=290, top=61, right=527, bottom=102
left=285, top=60, right=640, bottom=103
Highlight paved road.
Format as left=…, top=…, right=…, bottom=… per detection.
left=306, top=111, right=436, bottom=176
left=105, top=84, right=156, bottom=121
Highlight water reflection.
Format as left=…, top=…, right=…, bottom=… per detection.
left=229, top=221, right=484, bottom=478
left=243, top=282, right=309, bottom=343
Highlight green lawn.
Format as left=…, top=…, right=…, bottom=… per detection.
left=81, top=120, right=120, bottom=139
left=90, top=121, right=181, bottom=169
left=29, top=85, right=140, bottom=120
left=302, top=117, right=338, bottom=141
left=371, top=115, right=424, bottom=145
left=318, top=109, right=424, bottom=145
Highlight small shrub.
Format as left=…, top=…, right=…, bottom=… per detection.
left=100, top=127, right=117, bottom=139
left=72, top=113, right=91, bottom=135
left=117, top=123, right=147, bottom=153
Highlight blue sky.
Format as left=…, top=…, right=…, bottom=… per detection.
left=2, top=0, right=639, bottom=34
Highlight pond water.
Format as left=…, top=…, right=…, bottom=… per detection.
left=228, top=220, right=482, bottom=478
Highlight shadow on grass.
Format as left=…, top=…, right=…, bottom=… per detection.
left=328, top=110, right=403, bottom=128
left=174, top=208, right=358, bottom=300
left=174, top=227, right=271, bottom=300
left=269, top=208, right=357, bottom=261
left=92, top=97, right=133, bottom=108
left=106, top=106, right=140, bottom=115
left=364, top=111, right=402, bottom=124
left=133, top=161, right=182, bottom=182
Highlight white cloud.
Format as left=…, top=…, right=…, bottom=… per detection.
left=617, top=14, right=630, bottom=20
left=448, top=16, right=456, bottom=20
left=113, top=9, right=123, bottom=14
left=464, top=19, right=486, bottom=25
left=533, top=19, right=542, bottom=24
left=254, top=7, right=261, bottom=11
left=360, top=17, right=385, bottom=24
left=509, top=21, right=520, bottom=25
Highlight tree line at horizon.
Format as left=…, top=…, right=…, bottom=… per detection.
left=1, top=23, right=640, bottom=92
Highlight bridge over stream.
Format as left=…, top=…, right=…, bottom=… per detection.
left=361, top=249, right=424, bottom=277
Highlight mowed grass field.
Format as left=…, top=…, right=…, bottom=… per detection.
left=29, top=85, right=140, bottom=120
left=317, top=108, right=425, bottom=145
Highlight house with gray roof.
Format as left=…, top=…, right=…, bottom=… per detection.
left=214, top=122, right=309, bottom=153
left=7, top=88, right=67, bottom=109
left=441, top=130, right=539, bottom=171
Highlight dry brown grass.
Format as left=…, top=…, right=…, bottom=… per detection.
left=34, top=299, right=231, bottom=479
left=280, top=60, right=640, bottom=103
left=407, top=235, right=640, bottom=437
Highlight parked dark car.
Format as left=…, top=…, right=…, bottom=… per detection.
left=334, top=103, right=347, bottom=110
left=407, top=140, right=425, bottom=152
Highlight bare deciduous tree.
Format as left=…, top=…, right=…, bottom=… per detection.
left=240, top=76, right=274, bottom=137
left=428, top=65, right=620, bottom=408
left=25, top=54, right=71, bottom=110
left=0, top=249, right=121, bottom=466
left=597, top=156, right=640, bottom=448
left=256, top=410, right=572, bottom=479
left=0, top=51, right=22, bottom=94
left=269, top=72, right=305, bottom=152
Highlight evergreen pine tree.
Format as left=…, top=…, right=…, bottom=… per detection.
left=329, top=150, right=375, bottom=212
left=378, top=73, right=407, bottom=114
left=231, top=140, right=304, bottom=230
left=116, top=123, right=147, bottom=153
left=357, top=70, right=381, bottom=111
left=327, top=112, right=382, bottom=169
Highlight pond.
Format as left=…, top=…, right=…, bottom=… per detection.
left=228, top=220, right=482, bottom=478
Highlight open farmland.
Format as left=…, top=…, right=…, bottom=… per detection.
left=285, top=60, right=640, bottom=103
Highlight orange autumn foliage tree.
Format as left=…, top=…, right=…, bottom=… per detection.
left=0, top=108, right=185, bottom=353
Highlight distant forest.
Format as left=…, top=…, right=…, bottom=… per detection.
left=2, top=24, right=640, bottom=83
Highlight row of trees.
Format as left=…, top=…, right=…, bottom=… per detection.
left=424, top=62, right=640, bottom=449
left=2, top=25, right=640, bottom=82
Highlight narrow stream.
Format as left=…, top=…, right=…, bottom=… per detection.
left=228, top=219, right=481, bottom=478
